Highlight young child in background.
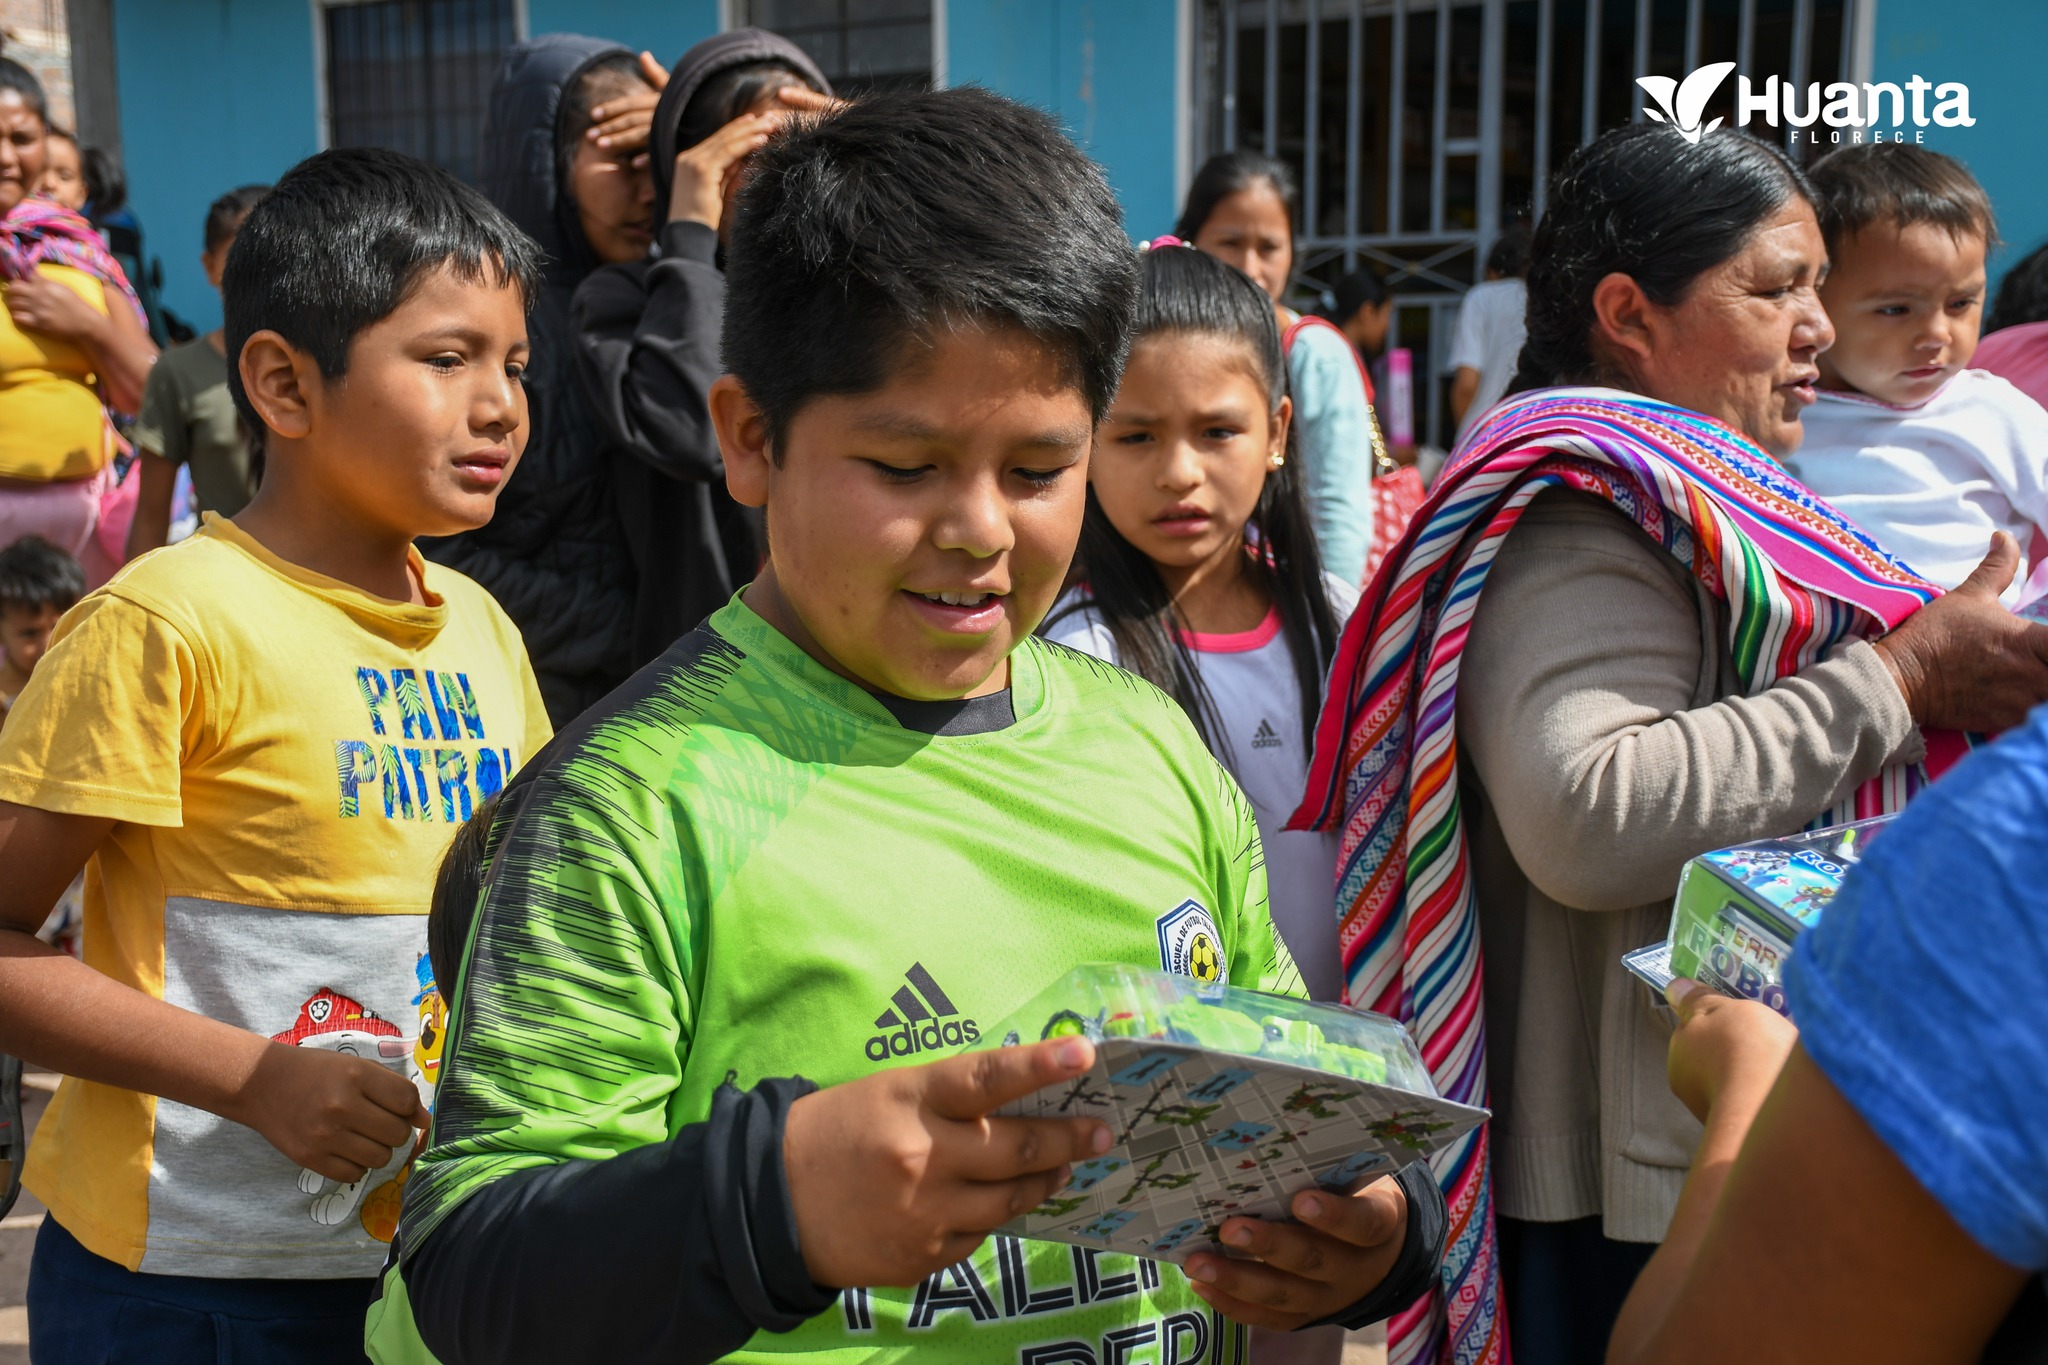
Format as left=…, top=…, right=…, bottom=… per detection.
left=371, top=89, right=1442, bottom=1365
left=1041, top=241, right=1354, bottom=1006
left=125, top=184, right=270, bottom=559
left=1787, top=144, right=2048, bottom=601
left=0, top=147, right=550, bottom=1364
left=35, top=127, right=87, bottom=211
left=0, top=534, right=82, bottom=725
left=0, top=536, right=86, bottom=954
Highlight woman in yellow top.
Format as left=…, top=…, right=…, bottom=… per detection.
left=0, top=59, right=157, bottom=585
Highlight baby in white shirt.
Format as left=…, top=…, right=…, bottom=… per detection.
left=1787, top=144, right=2048, bottom=603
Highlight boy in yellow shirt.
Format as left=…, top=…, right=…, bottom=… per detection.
left=0, top=147, right=552, bottom=1364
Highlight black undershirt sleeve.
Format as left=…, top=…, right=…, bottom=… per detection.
left=403, top=1076, right=837, bottom=1365
left=1304, top=1160, right=1451, bottom=1332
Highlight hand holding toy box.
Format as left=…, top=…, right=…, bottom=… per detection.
left=1638, top=816, right=1894, bottom=1016
left=985, top=965, right=1486, bottom=1264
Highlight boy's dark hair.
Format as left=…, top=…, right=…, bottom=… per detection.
left=0, top=57, right=45, bottom=121
left=1808, top=142, right=1997, bottom=252
left=222, top=147, right=542, bottom=436
left=1486, top=222, right=1533, bottom=279
left=1041, top=245, right=1340, bottom=757
left=203, top=184, right=269, bottom=253
left=427, top=793, right=502, bottom=999
left=80, top=143, right=126, bottom=215
left=0, top=536, right=86, bottom=616
left=722, top=87, right=1139, bottom=450
left=1319, top=268, right=1389, bottom=324
left=1989, top=241, right=2048, bottom=333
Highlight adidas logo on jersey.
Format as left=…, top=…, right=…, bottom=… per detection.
left=865, top=962, right=981, bottom=1062
left=1252, top=719, right=1283, bottom=750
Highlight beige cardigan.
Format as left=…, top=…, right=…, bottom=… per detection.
left=1455, top=488, right=1922, bottom=1243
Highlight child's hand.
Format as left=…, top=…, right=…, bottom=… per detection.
left=1664, top=977, right=1798, bottom=1122
left=1180, top=1177, right=1410, bottom=1330
left=782, top=1038, right=1113, bottom=1288
left=234, top=1042, right=429, bottom=1184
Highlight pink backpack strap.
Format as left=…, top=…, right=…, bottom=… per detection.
left=1280, top=312, right=1376, bottom=404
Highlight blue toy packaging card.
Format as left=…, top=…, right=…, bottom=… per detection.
left=985, top=965, right=1486, bottom=1265
left=1656, top=815, right=1894, bottom=1016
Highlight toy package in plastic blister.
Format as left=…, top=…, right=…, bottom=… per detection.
left=985, top=964, right=1487, bottom=1264
left=1657, top=815, right=1895, bottom=1016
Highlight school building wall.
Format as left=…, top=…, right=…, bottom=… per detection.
left=104, top=0, right=1182, bottom=334
left=100, top=0, right=2038, bottom=335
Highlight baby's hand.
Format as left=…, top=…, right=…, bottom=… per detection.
left=782, top=1038, right=1111, bottom=1288
left=234, top=1042, right=428, bottom=1184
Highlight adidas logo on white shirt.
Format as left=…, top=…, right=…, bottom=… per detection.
left=1251, top=719, right=1283, bottom=750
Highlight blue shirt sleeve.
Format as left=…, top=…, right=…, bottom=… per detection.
left=1286, top=326, right=1375, bottom=587
left=1785, top=709, right=2048, bottom=1270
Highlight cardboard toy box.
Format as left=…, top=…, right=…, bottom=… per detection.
left=1659, top=816, right=1893, bottom=1016
left=986, top=965, right=1486, bottom=1265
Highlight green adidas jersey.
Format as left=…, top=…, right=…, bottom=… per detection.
left=378, top=595, right=1302, bottom=1364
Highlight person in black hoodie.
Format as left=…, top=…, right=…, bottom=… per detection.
left=571, top=29, right=832, bottom=670
left=424, top=34, right=658, bottom=724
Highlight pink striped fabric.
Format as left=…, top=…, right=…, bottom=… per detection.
left=1290, top=387, right=1956, bottom=1365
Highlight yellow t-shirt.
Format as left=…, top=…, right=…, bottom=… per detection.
left=0, top=514, right=551, bottom=1278
left=0, top=263, right=113, bottom=480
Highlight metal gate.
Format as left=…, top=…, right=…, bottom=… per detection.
left=321, top=0, right=521, bottom=186
left=1196, top=0, right=1863, bottom=446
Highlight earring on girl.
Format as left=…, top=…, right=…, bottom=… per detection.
left=1268, top=452, right=1286, bottom=469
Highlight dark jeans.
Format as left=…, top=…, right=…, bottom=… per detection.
left=27, top=1217, right=376, bottom=1365
left=1498, top=1214, right=1657, bottom=1365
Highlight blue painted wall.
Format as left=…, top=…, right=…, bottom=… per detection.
left=946, top=0, right=1182, bottom=240
left=1869, top=0, right=2048, bottom=291
left=110, top=0, right=719, bottom=334
left=113, top=0, right=322, bottom=333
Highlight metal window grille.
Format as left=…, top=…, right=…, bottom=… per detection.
left=1198, top=0, right=1859, bottom=447
left=323, top=0, right=520, bottom=185
left=736, top=1, right=934, bottom=95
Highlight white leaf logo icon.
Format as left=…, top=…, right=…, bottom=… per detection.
left=1636, top=61, right=1736, bottom=142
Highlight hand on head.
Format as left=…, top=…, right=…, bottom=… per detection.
left=667, top=86, right=832, bottom=230
left=584, top=51, right=670, bottom=170
left=1872, top=531, right=2048, bottom=733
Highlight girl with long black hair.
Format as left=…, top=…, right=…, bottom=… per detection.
left=1041, top=240, right=1352, bottom=1003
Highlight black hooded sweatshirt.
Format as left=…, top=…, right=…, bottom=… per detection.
left=422, top=34, right=637, bottom=726
left=568, top=29, right=831, bottom=672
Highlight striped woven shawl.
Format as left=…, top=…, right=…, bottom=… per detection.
left=1289, top=387, right=1951, bottom=1365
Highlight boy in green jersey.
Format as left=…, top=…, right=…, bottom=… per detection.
left=372, top=89, right=1446, bottom=1365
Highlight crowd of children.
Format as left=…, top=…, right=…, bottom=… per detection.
left=3, top=23, right=2048, bottom=1365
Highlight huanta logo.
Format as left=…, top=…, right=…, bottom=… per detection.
left=1638, top=62, right=1973, bottom=146
left=865, top=962, right=979, bottom=1062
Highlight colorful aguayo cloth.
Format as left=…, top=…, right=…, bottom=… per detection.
left=1, top=196, right=146, bottom=324
left=1288, top=387, right=1959, bottom=1365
